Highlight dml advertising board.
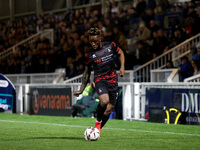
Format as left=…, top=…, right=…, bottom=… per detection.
left=146, top=88, right=200, bottom=125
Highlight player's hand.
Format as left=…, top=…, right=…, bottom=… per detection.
left=120, top=66, right=125, bottom=77
left=73, top=91, right=82, bottom=97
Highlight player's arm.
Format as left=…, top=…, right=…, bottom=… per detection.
left=117, top=48, right=125, bottom=77
left=73, top=64, right=91, bottom=97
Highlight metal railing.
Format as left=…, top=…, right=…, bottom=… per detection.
left=15, top=82, right=200, bottom=120
left=132, top=33, right=200, bottom=82
left=184, top=74, right=200, bottom=82
left=63, top=70, right=134, bottom=83
left=150, top=68, right=179, bottom=82
left=0, top=29, right=54, bottom=61
left=4, top=72, right=62, bottom=84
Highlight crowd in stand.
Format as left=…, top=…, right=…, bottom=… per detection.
left=0, top=0, right=200, bottom=81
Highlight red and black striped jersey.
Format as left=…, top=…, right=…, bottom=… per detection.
left=84, top=41, right=119, bottom=79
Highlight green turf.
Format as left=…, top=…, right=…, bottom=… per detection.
left=0, top=113, right=200, bottom=150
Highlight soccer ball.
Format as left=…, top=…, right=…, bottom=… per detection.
left=84, top=127, right=100, bottom=141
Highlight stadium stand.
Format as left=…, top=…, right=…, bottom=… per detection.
left=1, top=0, right=200, bottom=124
left=0, top=0, right=200, bottom=81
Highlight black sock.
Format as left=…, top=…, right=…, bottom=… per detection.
left=96, top=103, right=106, bottom=122
left=101, top=114, right=110, bottom=129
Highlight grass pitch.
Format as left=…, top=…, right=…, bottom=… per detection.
left=0, top=113, right=200, bottom=150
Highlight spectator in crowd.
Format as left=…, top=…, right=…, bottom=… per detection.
left=182, top=2, right=189, bottom=19
left=113, top=26, right=129, bottom=52
left=44, top=58, right=53, bottom=73
left=1, top=0, right=200, bottom=78
left=195, top=7, right=200, bottom=34
left=75, top=62, right=84, bottom=76
left=157, top=0, right=170, bottom=12
left=174, top=27, right=188, bottom=44
left=154, top=5, right=165, bottom=16
left=149, top=31, right=159, bottom=57
left=187, top=5, right=197, bottom=19
left=110, top=12, right=118, bottom=25
left=179, top=56, right=192, bottom=81
left=127, top=7, right=139, bottom=20
left=104, top=18, right=113, bottom=34
left=187, top=5, right=199, bottom=35
left=136, top=0, right=146, bottom=16
left=98, top=21, right=106, bottom=35
left=146, top=0, right=156, bottom=10
left=0, top=42, right=5, bottom=53
left=66, top=62, right=77, bottom=79
left=174, top=3, right=182, bottom=13
left=31, top=49, right=40, bottom=73
left=136, top=22, right=151, bottom=42
left=20, top=60, right=26, bottom=73
left=149, top=20, right=160, bottom=36
left=134, top=40, right=148, bottom=66
left=165, top=60, right=175, bottom=69
left=111, top=0, right=119, bottom=14
left=127, top=29, right=138, bottom=54
left=157, top=29, right=169, bottom=55
left=38, top=58, right=45, bottom=73
left=190, top=46, right=198, bottom=60
left=142, top=9, right=155, bottom=28
left=197, top=43, right=200, bottom=60
left=191, top=59, right=200, bottom=76
left=184, top=17, right=194, bottom=37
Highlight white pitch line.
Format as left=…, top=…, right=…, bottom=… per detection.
left=0, top=119, right=200, bottom=137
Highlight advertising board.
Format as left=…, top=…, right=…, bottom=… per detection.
left=0, top=74, right=16, bottom=112
left=30, top=88, right=72, bottom=116
left=146, top=88, right=200, bottom=125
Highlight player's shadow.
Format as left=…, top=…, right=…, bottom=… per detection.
left=28, top=137, right=84, bottom=141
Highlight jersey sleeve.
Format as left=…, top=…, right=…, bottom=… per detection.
left=84, top=53, right=91, bottom=65
left=112, top=42, right=119, bottom=53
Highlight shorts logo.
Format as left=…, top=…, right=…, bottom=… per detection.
left=116, top=93, right=118, bottom=99
left=92, top=54, right=96, bottom=58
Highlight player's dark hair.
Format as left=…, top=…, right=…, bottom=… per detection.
left=87, top=28, right=101, bottom=36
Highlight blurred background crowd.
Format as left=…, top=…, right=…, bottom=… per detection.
left=0, top=0, right=200, bottom=81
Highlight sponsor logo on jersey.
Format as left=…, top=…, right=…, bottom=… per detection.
left=98, top=88, right=102, bottom=93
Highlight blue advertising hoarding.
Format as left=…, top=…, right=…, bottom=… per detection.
left=146, top=88, right=200, bottom=125
left=0, top=74, right=16, bottom=112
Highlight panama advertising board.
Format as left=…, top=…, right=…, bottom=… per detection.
left=30, top=87, right=72, bottom=116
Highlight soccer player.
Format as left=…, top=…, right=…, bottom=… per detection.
left=73, top=28, right=125, bottom=133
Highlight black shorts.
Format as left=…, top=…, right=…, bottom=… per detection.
left=95, top=78, right=118, bottom=106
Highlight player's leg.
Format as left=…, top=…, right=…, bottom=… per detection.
left=101, top=103, right=115, bottom=128
left=95, top=93, right=109, bottom=133
left=96, top=93, right=109, bottom=121
left=95, top=80, right=108, bottom=121
left=101, top=83, right=118, bottom=129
